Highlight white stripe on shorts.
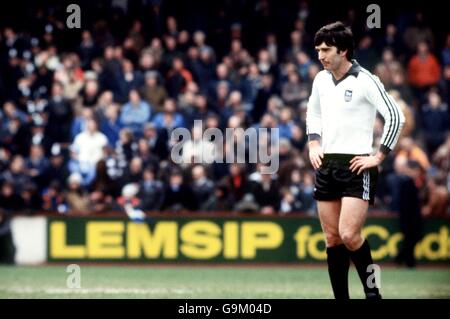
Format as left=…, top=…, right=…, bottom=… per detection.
left=363, top=170, right=370, bottom=200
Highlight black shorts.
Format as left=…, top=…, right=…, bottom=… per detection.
left=313, top=153, right=378, bottom=205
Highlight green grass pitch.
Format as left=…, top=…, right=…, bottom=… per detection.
left=0, top=265, right=449, bottom=299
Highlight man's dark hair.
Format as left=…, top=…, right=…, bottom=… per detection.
left=314, top=21, right=354, bottom=60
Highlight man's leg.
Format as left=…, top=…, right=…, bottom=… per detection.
left=339, top=197, right=381, bottom=298
left=317, top=200, right=350, bottom=299
left=403, top=230, right=417, bottom=268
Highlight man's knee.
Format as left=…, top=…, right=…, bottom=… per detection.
left=325, top=233, right=343, bottom=247
left=339, top=229, right=363, bottom=251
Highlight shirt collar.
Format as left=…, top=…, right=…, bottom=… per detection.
left=330, top=59, right=361, bottom=85
left=348, top=59, right=361, bottom=77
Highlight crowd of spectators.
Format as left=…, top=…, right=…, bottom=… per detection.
left=0, top=1, right=448, bottom=216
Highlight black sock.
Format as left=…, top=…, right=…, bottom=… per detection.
left=326, top=244, right=350, bottom=299
left=349, top=240, right=381, bottom=298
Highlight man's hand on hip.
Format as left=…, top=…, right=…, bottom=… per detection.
left=349, top=155, right=382, bottom=175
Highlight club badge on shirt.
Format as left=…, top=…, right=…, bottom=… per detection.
left=344, top=89, right=353, bottom=102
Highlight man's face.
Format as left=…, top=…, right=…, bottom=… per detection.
left=86, top=119, right=98, bottom=133
left=315, top=42, right=346, bottom=71
left=170, top=174, right=183, bottom=186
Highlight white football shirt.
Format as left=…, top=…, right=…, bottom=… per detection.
left=306, top=60, right=405, bottom=155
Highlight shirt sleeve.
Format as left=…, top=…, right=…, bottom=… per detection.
left=306, top=75, right=322, bottom=139
left=364, top=73, right=405, bottom=154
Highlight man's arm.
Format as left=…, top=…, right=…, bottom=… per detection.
left=363, top=71, right=406, bottom=155
left=306, top=75, right=322, bottom=139
left=350, top=72, right=405, bottom=174
left=306, top=76, right=324, bottom=169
